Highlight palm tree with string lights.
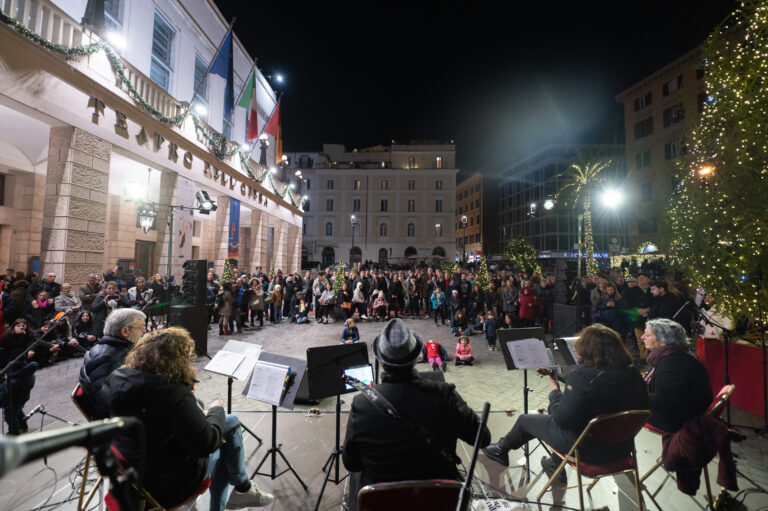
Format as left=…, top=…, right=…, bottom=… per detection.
left=554, top=159, right=612, bottom=277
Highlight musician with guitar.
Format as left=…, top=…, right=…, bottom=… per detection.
left=483, top=324, right=649, bottom=480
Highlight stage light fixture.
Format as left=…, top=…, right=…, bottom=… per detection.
left=196, top=190, right=217, bottom=214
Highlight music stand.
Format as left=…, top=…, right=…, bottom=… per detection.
left=243, top=352, right=308, bottom=489
left=497, top=327, right=550, bottom=482
left=305, top=343, right=368, bottom=511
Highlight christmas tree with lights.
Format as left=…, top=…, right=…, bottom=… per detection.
left=221, top=259, right=234, bottom=283
left=669, top=0, right=768, bottom=322
left=475, top=256, right=490, bottom=291
left=333, top=260, right=345, bottom=295
left=504, top=238, right=541, bottom=276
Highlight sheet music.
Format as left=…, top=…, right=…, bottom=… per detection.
left=232, top=344, right=263, bottom=381
left=564, top=338, right=579, bottom=365
left=247, top=360, right=290, bottom=406
left=204, top=351, right=246, bottom=377
left=507, top=338, right=550, bottom=369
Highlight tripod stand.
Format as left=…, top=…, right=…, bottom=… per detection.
left=314, top=394, right=346, bottom=511
left=250, top=405, right=307, bottom=489
left=226, top=377, right=262, bottom=444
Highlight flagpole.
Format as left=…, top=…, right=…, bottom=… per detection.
left=245, top=92, right=282, bottom=163
left=177, top=18, right=236, bottom=127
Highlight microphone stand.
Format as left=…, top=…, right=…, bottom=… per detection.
left=140, top=298, right=160, bottom=330
left=698, top=308, right=735, bottom=427
left=0, top=311, right=71, bottom=435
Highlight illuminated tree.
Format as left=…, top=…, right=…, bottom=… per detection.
left=475, top=256, right=490, bottom=291
left=668, top=0, right=768, bottom=322
left=221, top=259, right=234, bottom=282
left=555, top=159, right=611, bottom=276
left=333, top=260, right=345, bottom=295
left=504, top=238, right=541, bottom=276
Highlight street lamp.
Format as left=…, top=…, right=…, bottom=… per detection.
left=279, top=154, right=289, bottom=182
left=350, top=215, right=359, bottom=264
left=258, top=133, right=269, bottom=166
left=461, top=215, right=468, bottom=264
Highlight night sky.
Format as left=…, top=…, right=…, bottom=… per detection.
left=214, top=1, right=736, bottom=172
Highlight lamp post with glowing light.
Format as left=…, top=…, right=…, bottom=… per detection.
left=350, top=215, right=359, bottom=264
left=460, top=215, right=468, bottom=264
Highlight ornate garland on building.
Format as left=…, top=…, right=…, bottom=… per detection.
left=0, top=11, right=303, bottom=209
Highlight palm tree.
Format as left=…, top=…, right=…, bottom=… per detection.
left=555, top=159, right=611, bottom=277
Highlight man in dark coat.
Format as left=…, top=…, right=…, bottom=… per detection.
left=648, top=280, right=681, bottom=322
left=624, top=272, right=654, bottom=358
left=343, top=319, right=489, bottom=509
left=78, top=308, right=146, bottom=418
left=26, top=271, right=61, bottom=301
left=91, top=281, right=134, bottom=338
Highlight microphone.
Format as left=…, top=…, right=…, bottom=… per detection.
left=24, top=404, right=44, bottom=421
left=0, top=417, right=138, bottom=478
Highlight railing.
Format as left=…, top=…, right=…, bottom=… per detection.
left=1, top=0, right=183, bottom=121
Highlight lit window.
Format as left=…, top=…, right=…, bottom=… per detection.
left=435, top=156, right=443, bottom=169
left=353, top=179, right=361, bottom=190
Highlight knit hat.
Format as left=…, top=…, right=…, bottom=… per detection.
left=373, top=318, right=424, bottom=367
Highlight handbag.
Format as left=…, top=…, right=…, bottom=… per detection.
left=341, top=302, right=352, bottom=310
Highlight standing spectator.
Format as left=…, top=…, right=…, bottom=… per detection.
left=388, top=274, right=404, bottom=318
left=54, top=283, right=82, bottom=321
left=407, top=276, right=421, bottom=319
left=91, top=281, right=132, bottom=338
left=339, top=283, right=354, bottom=320
left=430, top=287, right=447, bottom=326
left=217, top=283, right=234, bottom=335
left=517, top=286, right=538, bottom=328
left=458, top=274, right=473, bottom=312
left=27, top=271, right=61, bottom=302
left=487, top=282, right=501, bottom=315
left=538, top=277, right=555, bottom=333
left=647, top=280, right=680, bottom=322
left=502, top=279, right=519, bottom=328
left=269, top=285, right=284, bottom=324
left=78, top=274, right=102, bottom=311
left=483, top=311, right=498, bottom=351
left=312, top=273, right=329, bottom=322
left=0, top=319, right=39, bottom=434
left=248, top=278, right=265, bottom=328
left=624, top=273, right=654, bottom=358
left=371, top=290, right=389, bottom=321
left=148, top=273, right=167, bottom=327
left=128, top=277, right=153, bottom=312
left=8, top=280, right=29, bottom=326
left=2, top=282, right=14, bottom=326
left=594, top=283, right=626, bottom=335
left=27, top=291, right=55, bottom=329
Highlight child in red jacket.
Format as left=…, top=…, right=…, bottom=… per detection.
left=425, top=338, right=446, bottom=372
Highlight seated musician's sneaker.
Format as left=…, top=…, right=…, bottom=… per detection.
left=482, top=443, right=509, bottom=467
left=226, top=480, right=274, bottom=509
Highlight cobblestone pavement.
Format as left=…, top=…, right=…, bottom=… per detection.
left=2, top=315, right=768, bottom=510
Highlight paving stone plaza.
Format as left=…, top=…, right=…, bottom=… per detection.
left=2, top=317, right=768, bottom=510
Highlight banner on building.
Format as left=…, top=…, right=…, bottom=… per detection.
left=228, top=198, right=240, bottom=258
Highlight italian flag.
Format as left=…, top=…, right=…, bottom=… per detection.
left=237, top=70, right=259, bottom=141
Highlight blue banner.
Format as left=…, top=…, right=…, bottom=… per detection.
left=228, top=198, right=240, bottom=258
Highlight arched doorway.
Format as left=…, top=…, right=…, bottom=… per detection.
left=322, top=247, right=335, bottom=267
left=404, top=246, right=417, bottom=258
left=349, top=246, right=362, bottom=264
left=378, top=248, right=388, bottom=266
left=432, top=246, right=446, bottom=257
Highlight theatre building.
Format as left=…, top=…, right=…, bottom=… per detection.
left=0, top=0, right=303, bottom=284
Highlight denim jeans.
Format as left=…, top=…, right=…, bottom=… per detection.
left=450, top=327, right=472, bottom=335
left=205, top=414, right=249, bottom=511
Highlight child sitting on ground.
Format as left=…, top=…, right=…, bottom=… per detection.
left=455, top=335, right=474, bottom=366
left=425, top=338, right=446, bottom=372
left=294, top=296, right=310, bottom=324
left=372, top=290, right=389, bottom=321
left=340, top=318, right=360, bottom=343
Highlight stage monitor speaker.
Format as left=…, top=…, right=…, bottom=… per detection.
left=169, top=304, right=208, bottom=355
left=182, top=259, right=207, bottom=305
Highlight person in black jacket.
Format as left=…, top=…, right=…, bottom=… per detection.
left=342, top=319, right=490, bottom=510
left=648, top=280, right=681, bottom=322
left=483, top=324, right=649, bottom=476
left=91, top=281, right=134, bottom=338
left=102, top=327, right=274, bottom=510
left=0, top=319, right=39, bottom=434
left=79, top=309, right=146, bottom=419
left=642, top=318, right=713, bottom=432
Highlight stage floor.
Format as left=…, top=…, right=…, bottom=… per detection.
left=2, top=317, right=768, bottom=510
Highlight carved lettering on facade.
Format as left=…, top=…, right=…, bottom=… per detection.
left=153, top=133, right=165, bottom=152
left=168, top=141, right=179, bottom=163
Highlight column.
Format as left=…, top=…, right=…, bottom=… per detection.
left=152, top=171, right=178, bottom=278
left=213, top=195, right=231, bottom=276
left=249, top=209, right=264, bottom=268
left=40, top=127, right=110, bottom=285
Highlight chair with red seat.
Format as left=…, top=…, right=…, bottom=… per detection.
left=105, top=444, right=211, bottom=511
left=536, top=409, right=651, bottom=511
left=357, top=479, right=463, bottom=511
left=640, top=384, right=735, bottom=510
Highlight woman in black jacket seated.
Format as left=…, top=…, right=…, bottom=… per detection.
left=642, top=318, right=712, bottom=432
left=483, top=324, right=649, bottom=477
left=102, top=327, right=274, bottom=510
left=73, top=310, right=98, bottom=348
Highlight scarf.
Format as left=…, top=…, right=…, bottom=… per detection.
left=646, top=343, right=688, bottom=368
left=36, top=298, right=49, bottom=308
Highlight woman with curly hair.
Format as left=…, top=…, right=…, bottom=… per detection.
left=102, top=327, right=273, bottom=510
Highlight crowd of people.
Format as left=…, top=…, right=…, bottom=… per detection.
left=0, top=260, right=737, bottom=509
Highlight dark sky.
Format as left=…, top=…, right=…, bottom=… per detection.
left=214, top=1, right=735, bottom=171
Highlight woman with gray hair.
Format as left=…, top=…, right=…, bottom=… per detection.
left=642, top=318, right=713, bottom=432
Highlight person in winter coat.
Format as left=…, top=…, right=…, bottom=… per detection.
left=538, top=278, right=555, bottom=333
left=269, top=285, right=284, bottom=324
left=317, top=282, right=336, bottom=324
left=342, top=319, right=489, bottom=510
left=501, top=280, right=519, bottom=328
left=516, top=286, right=538, bottom=328
left=91, top=281, right=133, bottom=338
left=73, top=310, right=98, bottom=347
left=483, top=311, right=498, bottom=351
left=101, top=327, right=274, bottom=510
left=78, top=309, right=146, bottom=419
left=450, top=310, right=472, bottom=337
left=217, top=283, right=234, bottom=335
left=430, top=287, right=447, bottom=326
left=0, top=319, right=38, bottom=434
left=483, top=324, right=649, bottom=476
left=247, top=278, right=264, bottom=327
left=372, top=290, right=389, bottom=321
left=340, top=318, right=360, bottom=343
left=425, top=338, right=446, bottom=372
left=351, top=282, right=368, bottom=320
